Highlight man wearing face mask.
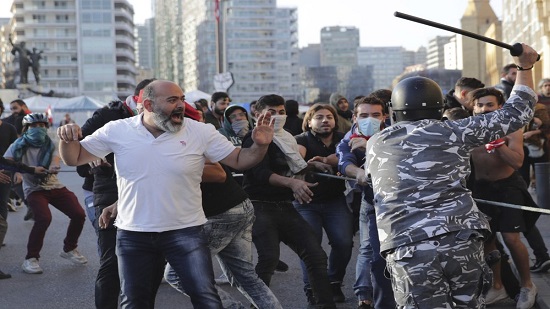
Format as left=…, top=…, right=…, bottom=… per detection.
left=205, top=92, right=231, bottom=129
left=242, top=94, right=337, bottom=309
left=4, top=113, right=87, bottom=275
left=219, top=105, right=252, bottom=147
left=336, top=95, right=395, bottom=309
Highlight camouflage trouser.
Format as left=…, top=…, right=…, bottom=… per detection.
left=385, top=230, right=492, bottom=309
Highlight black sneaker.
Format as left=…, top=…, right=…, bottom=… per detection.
left=331, top=282, right=345, bottom=303
left=530, top=257, right=550, bottom=273
left=24, top=208, right=34, bottom=221
left=275, top=260, right=289, bottom=272
left=0, top=270, right=12, bottom=279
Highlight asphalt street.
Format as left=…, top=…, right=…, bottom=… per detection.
left=1, top=166, right=547, bottom=308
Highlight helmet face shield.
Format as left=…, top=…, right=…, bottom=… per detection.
left=390, top=77, right=444, bottom=122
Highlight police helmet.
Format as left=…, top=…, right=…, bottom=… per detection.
left=390, top=76, right=444, bottom=122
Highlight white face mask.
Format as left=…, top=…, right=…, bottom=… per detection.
left=356, top=117, right=381, bottom=136
left=231, top=119, right=250, bottom=138
left=270, top=115, right=287, bottom=132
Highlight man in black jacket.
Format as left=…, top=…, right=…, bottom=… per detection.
left=495, top=63, right=517, bottom=100
left=242, top=94, right=336, bottom=308
left=79, top=78, right=163, bottom=309
left=444, top=77, right=484, bottom=114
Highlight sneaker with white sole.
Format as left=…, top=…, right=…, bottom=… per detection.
left=60, top=249, right=88, bottom=264
left=22, top=258, right=43, bottom=274
left=516, top=284, right=537, bottom=309
left=530, top=257, right=550, bottom=273
left=485, top=287, right=508, bottom=304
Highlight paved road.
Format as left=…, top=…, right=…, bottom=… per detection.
left=1, top=167, right=546, bottom=308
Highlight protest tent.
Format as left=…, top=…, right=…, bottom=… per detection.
left=185, top=90, right=211, bottom=104
left=23, top=95, right=106, bottom=126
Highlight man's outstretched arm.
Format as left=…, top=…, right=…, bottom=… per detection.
left=57, top=123, right=99, bottom=166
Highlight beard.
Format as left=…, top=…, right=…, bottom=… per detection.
left=214, top=106, right=225, bottom=116
left=151, top=105, right=184, bottom=133
left=313, top=127, right=334, bottom=138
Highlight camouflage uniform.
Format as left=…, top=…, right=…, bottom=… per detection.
left=366, top=85, right=536, bottom=308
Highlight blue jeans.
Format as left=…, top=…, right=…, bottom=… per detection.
left=83, top=191, right=97, bottom=232
left=293, top=195, right=353, bottom=287
left=353, top=200, right=374, bottom=302
left=354, top=200, right=395, bottom=307
left=116, top=226, right=222, bottom=309
left=165, top=199, right=282, bottom=309
left=251, top=200, right=336, bottom=309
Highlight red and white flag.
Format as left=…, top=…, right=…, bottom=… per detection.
left=46, top=104, right=53, bottom=126
left=214, top=0, right=220, bottom=22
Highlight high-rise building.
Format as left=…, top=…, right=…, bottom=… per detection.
left=461, top=0, right=499, bottom=84
left=357, top=46, right=408, bottom=90
left=136, top=18, right=156, bottom=83
left=155, top=0, right=300, bottom=103
left=0, top=18, right=14, bottom=89
left=426, top=36, right=453, bottom=70
left=299, top=44, right=320, bottom=68
left=501, top=0, right=550, bottom=84
left=5, top=0, right=136, bottom=101
left=136, top=18, right=155, bottom=71
left=320, top=26, right=359, bottom=67
left=154, top=0, right=184, bottom=87
left=443, top=35, right=462, bottom=70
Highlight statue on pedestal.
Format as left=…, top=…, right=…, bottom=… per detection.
left=9, top=35, right=31, bottom=84
left=30, top=48, right=43, bottom=84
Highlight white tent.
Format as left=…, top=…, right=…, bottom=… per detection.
left=23, top=95, right=106, bottom=126
left=185, top=90, right=211, bottom=104
left=23, top=95, right=105, bottom=111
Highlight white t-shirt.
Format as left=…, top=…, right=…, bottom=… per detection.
left=80, top=115, right=236, bottom=232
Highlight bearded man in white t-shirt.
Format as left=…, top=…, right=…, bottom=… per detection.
left=57, top=80, right=274, bottom=309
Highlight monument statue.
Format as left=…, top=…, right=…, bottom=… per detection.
left=30, top=48, right=44, bottom=84
left=9, top=35, right=31, bottom=84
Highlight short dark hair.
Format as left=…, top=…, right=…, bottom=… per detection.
left=195, top=98, right=208, bottom=108
left=10, top=99, right=26, bottom=107
left=0, top=98, right=4, bottom=116
left=441, top=107, right=470, bottom=121
left=369, top=89, right=392, bottom=104
left=134, top=78, right=156, bottom=96
left=302, top=103, right=338, bottom=132
left=369, top=89, right=392, bottom=114
left=501, top=63, right=517, bottom=75
left=468, top=87, right=505, bottom=107
left=455, top=77, right=484, bottom=90
left=256, top=94, right=285, bottom=112
left=285, top=100, right=299, bottom=116
left=212, top=92, right=229, bottom=103
left=354, top=96, right=385, bottom=115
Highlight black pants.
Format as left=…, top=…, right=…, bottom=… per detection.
left=251, top=200, right=336, bottom=309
